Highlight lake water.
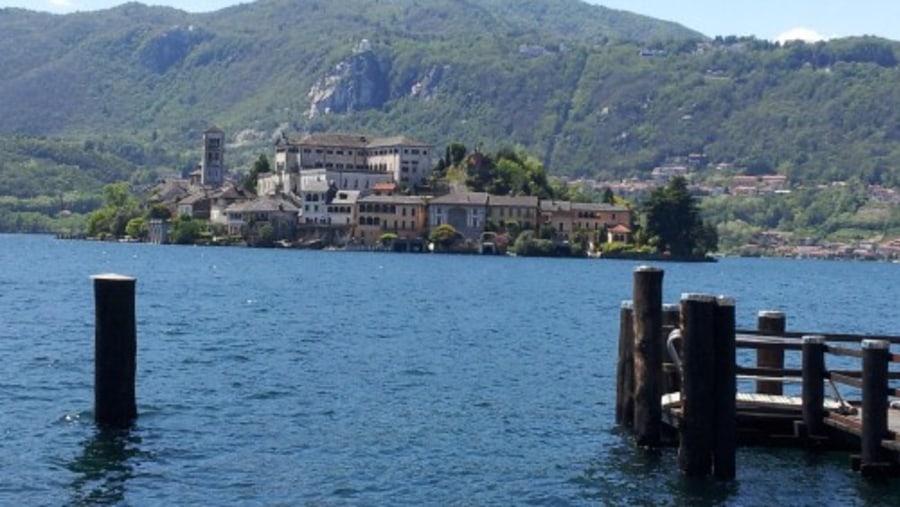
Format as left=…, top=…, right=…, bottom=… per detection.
left=1, top=233, right=899, bottom=506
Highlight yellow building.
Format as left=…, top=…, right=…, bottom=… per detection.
left=356, top=195, right=428, bottom=245
left=540, top=201, right=630, bottom=241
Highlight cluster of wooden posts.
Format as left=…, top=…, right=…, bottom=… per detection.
left=616, top=266, right=900, bottom=479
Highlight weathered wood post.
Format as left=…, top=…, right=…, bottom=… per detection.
left=678, top=293, right=717, bottom=477
left=860, top=339, right=889, bottom=476
left=713, top=296, right=736, bottom=480
left=92, top=273, right=137, bottom=428
left=801, top=335, right=827, bottom=438
left=757, top=311, right=786, bottom=395
left=632, top=266, right=663, bottom=447
left=615, top=300, right=635, bottom=428
left=661, top=303, right=681, bottom=395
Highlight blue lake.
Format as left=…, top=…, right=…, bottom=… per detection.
left=1, top=233, right=899, bottom=505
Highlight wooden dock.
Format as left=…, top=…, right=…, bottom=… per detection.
left=616, top=266, right=900, bottom=479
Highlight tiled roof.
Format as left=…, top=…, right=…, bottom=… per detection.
left=295, top=133, right=370, bottom=148
left=358, top=195, right=427, bottom=205
left=488, top=195, right=538, bottom=207
left=571, top=202, right=629, bottom=212
left=429, top=192, right=489, bottom=206
left=226, top=196, right=299, bottom=213
left=288, top=132, right=431, bottom=149
left=366, top=135, right=430, bottom=148
left=540, top=200, right=572, bottom=212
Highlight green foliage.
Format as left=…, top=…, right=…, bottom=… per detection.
left=86, top=183, right=141, bottom=238
left=4, top=2, right=900, bottom=246
left=169, top=215, right=203, bottom=245
left=125, top=216, right=148, bottom=240
left=641, top=176, right=717, bottom=257
left=512, top=229, right=556, bottom=257
left=255, top=223, right=275, bottom=247
left=243, top=153, right=271, bottom=193
left=428, top=223, right=461, bottom=249
left=148, top=204, right=173, bottom=220
left=379, top=232, right=398, bottom=245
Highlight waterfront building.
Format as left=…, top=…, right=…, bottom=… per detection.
left=427, top=191, right=489, bottom=241
left=356, top=194, right=428, bottom=245
left=486, top=195, right=539, bottom=230
left=540, top=200, right=631, bottom=241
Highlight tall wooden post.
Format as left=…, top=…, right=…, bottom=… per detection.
left=757, top=310, right=786, bottom=395
left=801, top=335, right=826, bottom=438
left=92, top=273, right=137, bottom=428
left=632, top=266, right=663, bottom=447
left=860, top=339, right=889, bottom=476
left=713, top=296, right=736, bottom=480
left=615, top=300, right=635, bottom=428
left=678, top=293, right=716, bottom=477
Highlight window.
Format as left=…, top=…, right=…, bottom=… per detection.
left=411, top=208, right=416, bottom=216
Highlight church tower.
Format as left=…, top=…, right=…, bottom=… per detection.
left=201, top=127, right=225, bottom=187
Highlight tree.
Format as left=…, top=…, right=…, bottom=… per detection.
left=169, top=215, right=203, bottom=245
left=86, top=183, right=140, bottom=238
left=243, top=154, right=271, bottom=193
left=125, top=217, right=148, bottom=240
left=641, top=176, right=717, bottom=257
left=429, top=224, right=461, bottom=250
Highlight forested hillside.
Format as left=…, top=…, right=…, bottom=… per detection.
left=2, top=0, right=900, bottom=243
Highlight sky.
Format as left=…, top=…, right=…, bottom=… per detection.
left=3, top=0, right=900, bottom=42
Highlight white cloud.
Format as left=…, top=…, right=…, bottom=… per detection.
left=774, top=27, right=828, bottom=44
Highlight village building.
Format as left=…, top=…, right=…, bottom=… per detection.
left=427, top=191, right=489, bottom=241
left=224, top=195, right=299, bottom=241
left=540, top=200, right=631, bottom=241
left=356, top=195, right=429, bottom=246
left=486, top=195, right=539, bottom=230
left=198, top=126, right=226, bottom=187
left=267, top=132, right=433, bottom=194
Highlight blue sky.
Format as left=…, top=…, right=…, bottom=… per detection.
left=3, top=0, right=900, bottom=42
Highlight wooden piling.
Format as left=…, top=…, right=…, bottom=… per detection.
left=661, top=303, right=681, bottom=396
left=756, top=310, right=786, bottom=395
left=860, top=339, right=889, bottom=475
left=632, top=266, right=663, bottom=447
left=615, top=300, right=635, bottom=428
left=713, top=296, right=736, bottom=480
left=92, top=273, right=137, bottom=428
left=677, top=293, right=717, bottom=477
left=801, top=335, right=826, bottom=438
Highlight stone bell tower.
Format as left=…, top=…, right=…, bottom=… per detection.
left=200, top=126, right=225, bottom=187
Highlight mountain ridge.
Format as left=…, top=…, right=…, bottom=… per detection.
left=2, top=0, right=900, bottom=200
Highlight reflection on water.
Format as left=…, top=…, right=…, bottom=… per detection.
left=67, top=429, right=141, bottom=506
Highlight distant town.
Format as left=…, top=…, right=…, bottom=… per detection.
left=144, top=128, right=632, bottom=255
